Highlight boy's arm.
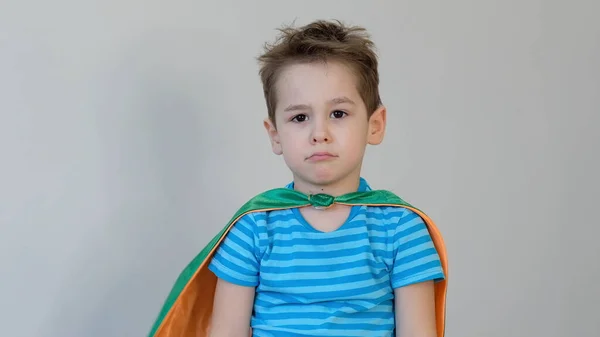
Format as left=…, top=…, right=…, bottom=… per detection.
left=390, top=208, right=445, bottom=337
left=206, top=213, right=262, bottom=337
left=394, top=280, right=437, bottom=337
left=209, top=278, right=255, bottom=337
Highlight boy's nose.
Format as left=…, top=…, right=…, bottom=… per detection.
left=312, top=133, right=330, bottom=143
left=311, top=118, right=332, bottom=143
left=311, top=127, right=331, bottom=143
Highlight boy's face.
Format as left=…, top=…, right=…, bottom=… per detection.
left=264, top=60, right=386, bottom=191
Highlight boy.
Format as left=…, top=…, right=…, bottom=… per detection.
left=207, top=20, right=446, bottom=337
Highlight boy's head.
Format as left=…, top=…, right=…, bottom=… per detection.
left=258, top=20, right=386, bottom=191
left=258, top=20, right=382, bottom=124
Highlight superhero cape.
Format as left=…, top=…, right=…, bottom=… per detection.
left=148, top=188, right=448, bottom=337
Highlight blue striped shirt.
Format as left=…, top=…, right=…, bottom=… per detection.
left=208, top=178, right=445, bottom=336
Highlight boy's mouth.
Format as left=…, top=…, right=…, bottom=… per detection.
left=306, top=152, right=337, bottom=161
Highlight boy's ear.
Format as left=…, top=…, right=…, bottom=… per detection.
left=367, top=105, right=386, bottom=145
left=263, top=117, right=283, bottom=155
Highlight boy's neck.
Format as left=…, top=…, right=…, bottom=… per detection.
left=292, top=175, right=362, bottom=197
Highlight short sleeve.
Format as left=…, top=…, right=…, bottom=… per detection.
left=208, top=214, right=260, bottom=287
left=391, top=208, right=445, bottom=289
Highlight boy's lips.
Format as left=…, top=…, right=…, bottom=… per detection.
left=306, top=152, right=337, bottom=161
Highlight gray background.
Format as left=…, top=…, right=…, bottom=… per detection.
left=1, top=1, right=599, bottom=336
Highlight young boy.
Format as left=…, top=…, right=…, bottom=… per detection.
left=207, top=20, right=445, bottom=337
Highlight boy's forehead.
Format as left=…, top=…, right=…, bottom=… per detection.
left=275, top=61, right=362, bottom=107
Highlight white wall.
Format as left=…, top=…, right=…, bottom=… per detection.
left=1, top=1, right=598, bottom=336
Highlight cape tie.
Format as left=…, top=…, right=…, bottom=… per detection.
left=307, top=193, right=336, bottom=208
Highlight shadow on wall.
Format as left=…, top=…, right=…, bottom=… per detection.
left=43, top=31, right=225, bottom=337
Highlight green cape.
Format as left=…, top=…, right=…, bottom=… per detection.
left=148, top=188, right=448, bottom=337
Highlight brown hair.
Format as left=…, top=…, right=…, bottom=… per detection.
left=257, top=20, right=382, bottom=124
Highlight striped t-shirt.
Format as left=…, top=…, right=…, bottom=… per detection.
left=208, top=178, right=445, bottom=337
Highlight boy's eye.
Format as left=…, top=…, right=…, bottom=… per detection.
left=331, top=110, right=347, bottom=118
left=291, top=114, right=307, bottom=122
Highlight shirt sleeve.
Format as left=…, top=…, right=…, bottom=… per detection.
left=391, top=208, right=445, bottom=289
left=208, top=213, right=260, bottom=287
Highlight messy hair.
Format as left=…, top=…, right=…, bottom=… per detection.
left=257, top=19, right=382, bottom=124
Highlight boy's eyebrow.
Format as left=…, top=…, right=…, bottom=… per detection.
left=329, top=96, right=356, bottom=105
left=283, top=96, right=356, bottom=112
left=284, top=104, right=311, bottom=112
